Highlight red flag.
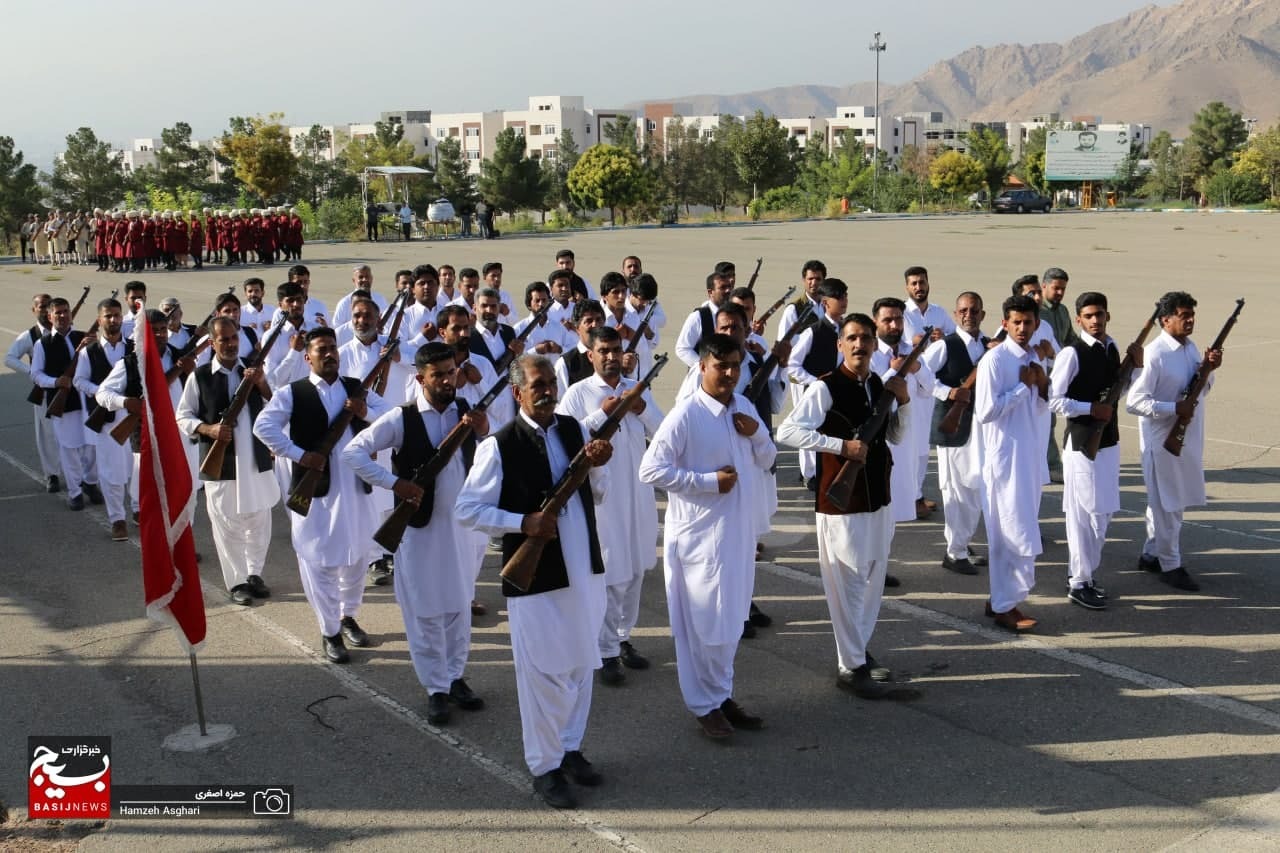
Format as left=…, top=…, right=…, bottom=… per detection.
left=135, top=311, right=206, bottom=652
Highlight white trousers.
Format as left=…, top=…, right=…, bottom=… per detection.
left=206, top=481, right=272, bottom=591
left=988, top=538, right=1036, bottom=614
left=937, top=443, right=983, bottom=560
left=512, top=635, right=593, bottom=775
left=33, top=407, right=60, bottom=478
left=131, top=451, right=141, bottom=512
left=668, top=590, right=738, bottom=716
left=598, top=573, right=645, bottom=658
left=58, top=443, right=97, bottom=497
left=95, top=436, right=133, bottom=523
left=296, top=556, right=365, bottom=637
left=816, top=509, right=890, bottom=672
left=1062, top=447, right=1118, bottom=589
left=400, top=608, right=469, bottom=696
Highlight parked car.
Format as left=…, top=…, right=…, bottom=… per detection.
left=993, top=189, right=1052, bottom=213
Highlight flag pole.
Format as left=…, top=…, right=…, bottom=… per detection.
left=189, top=653, right=208, bottom=736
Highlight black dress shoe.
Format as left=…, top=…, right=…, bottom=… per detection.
left=805, top=476, right=818, bottom=492
left=229, top=584, right=253, bottom=606
left=247, top=574, right=270, bottom=598
left=741, top=620, right=757, bottom=639
left=1138, top=553, right=1162, bottom=573
left=864, top=653, right=892, bottom=682
left=1159, top=567, right=1201, bottom=592
left=68, top=494, right=85, bottom=511
left=838, top=667, right=921, bottom=701
left=449, top=678, right=484, bottom=710
left=618, top=641, right=649, bottom=670
left=533, top=769, right=576, bottom=809
left=46, top=475, right=60, bottom=493
left=368, top=558, right=393, bottom=586
left=720, top=698, right=764, bottom=730
left=1068, top=585, right=1106, bottom=610
left=942, top=555, right=979, bottom=575
left=599, top=657, right=625, bottom=686
left=560, top=750, right=603, bottom=786
left=884, top=574, right=902, bottom=588
left=322, top=633, right=349, bottom=664
left=340, top=616, right=369, bottom=647
left=427, top=692, right=451, bottom=725
left=968, top=548, right=988, bottom=567
left=748, top=601, right=772, bottom=627
left=83, top=483, right=104, bottom=505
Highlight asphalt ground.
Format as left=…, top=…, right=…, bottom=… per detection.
left=1, top=212, right=1277, bottom=851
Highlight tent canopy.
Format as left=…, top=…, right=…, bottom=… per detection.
left=360, top=165, right=432, bottom=207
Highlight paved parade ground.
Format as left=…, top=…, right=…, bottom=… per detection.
left=2, top=212, right=1278, bottom=851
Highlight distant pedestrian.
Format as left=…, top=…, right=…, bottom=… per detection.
left=366, top=202, right=381, bottom=242
left=399, top=203, right=413, bottom=241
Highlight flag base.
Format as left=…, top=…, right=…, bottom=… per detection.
left=162, top=723, right=237, bottom=752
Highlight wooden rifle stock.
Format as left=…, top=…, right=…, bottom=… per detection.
left=745, top=257, right=762, bottom=291
left=1082, top=305, right=1159, bottom=460
left=374, top=292, right=410, bottom=396
left=68, top=286, right=91, bottom=321
left=377, top=292, right=403, bottom=332
left=286, top=340, right=400, bottom=516
left=28, top=286, right=93, bottom=405
left=755, top=285, right=796, bottom=330
left=1163, top=298, right=1243, bottom=457
left=198, top=315, right=290, bottom=478
left=623, top=301, right=658, bottom=356
left=372, top=369, right=511, bottom=553
left=45, top=321, right=102, bottom=418
left=108, top=333, right=211, bottom=445
left=745, top=300, right=815, bottom=404
left=937, top=370, right=978, bottom=435
left=825, top=330, right=931, bottom=512
left=500, top=353, right=670, bottom=592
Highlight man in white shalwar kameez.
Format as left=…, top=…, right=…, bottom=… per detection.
left=254, top=327, right=390, bottom=663
left=73, top=298, right=133, bottom=540
left=975, top=295, right=1050, bottom=632
left=1126, top=290, right=1222, bottom=593
left=456, top=354, right=613, bottom=810
left=778, top=313, right=916, bottom=700
left=557, top=326, right=664, bottom=686
left=638, top=334, right=777, bottom=740
left=902, top=266, right=955, bottom=512
left=176, top=318, right=279, bottom=605
left=5, top=293, right=61, bottom=491
left=871, top=297, right=935, bottom=527
left=778, top=261, right=826, bottom=483
left=344, top=343, right=490, bottom=726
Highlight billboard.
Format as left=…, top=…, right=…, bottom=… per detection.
left=1045, top=130, right=1132, bottom=181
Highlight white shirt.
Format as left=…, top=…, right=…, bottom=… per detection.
left=332, top=289, right=390, bottom=329
left=513, top=313, right=575, bottom=360
left=904, top=301, right=957, bottom=343
left=675, top=301, right=717, bottom=368
left=5, top=325, right=46, bottom=375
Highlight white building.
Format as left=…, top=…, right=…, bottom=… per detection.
left=429, top=110, right=505, bottom=175
left=778, top=117, right=828, bottom=150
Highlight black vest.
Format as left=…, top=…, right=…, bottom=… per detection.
left=193, top=361, right=272, bottom=481
left=744, top=351, right=774, bottom=432
left=38, top=331, right=85, bottom=411
left=287, top=376, right=370, bottom=499
left=469, top=324, right=515, bottom=368
left=1063, top=339, right=1121, bottom=452
left=815, top=367, right=892, bottom=515
left=28, top=325, right=42, bottom=343
left=561, top=348, right=594, bottom=388
left=391, top=399, right=476, bottom=528
left=84, top=339, right=131, bottom=427
left=802, top=319, right=838, bottom=379
left=697, top=305, right=714, bottom=347
left=929, top=333, right=984, bottom=448
left=494, top=415, right=605, bottom=597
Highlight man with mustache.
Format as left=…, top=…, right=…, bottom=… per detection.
left=73, top=298, right=133, bottom=540
left=469, top=287, right=520, bottom=370
left=871, top=297, right=935, bottom=526
left=456, top=354, right=614, bottom=809
left=5, top=292, right=61, bottom=492
left=254, top=327, right=392, bottom=663
left=344, top=342, right=491, bottom=725
left=554, top=300, right=606, bottom=397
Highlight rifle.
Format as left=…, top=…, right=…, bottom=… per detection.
left=745, top=298, right=816, bottom=404
left=755, top=285, right=796, bottom=331
left=1081, top=305, right=1159, bottom=460
left=1163, top=298, right=1244, bottom=457
left=623, top=301, right=658, bottom=356
left=108, top=331, right=212, bottom=445
left=500, top=353, right=670, bottom=592
left=745, top=257, right=762, bottom=292
left=68, top=286, right=91, bottom=322
left=26, top=286, right=93, bottom=406
left=372, top=369, right=510, bottom=553
left=45, top=322, right=103, bottom=418
left=825, top=329, right=932, bottom=512
left=286, top=340, right=400, bottom=516
left=374, top=292, right=410, bottom=396
left=495, top=304, right=549, bottom=375
left=197, top=315, right=290, bottom=477
left=377, top=291, right=403, bottom=332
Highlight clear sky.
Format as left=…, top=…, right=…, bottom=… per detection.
left=3, top=0, right=1174, bottom=166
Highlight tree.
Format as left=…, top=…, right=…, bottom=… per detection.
left=899, top=144, right=936, bottom=207
left=730, top=110, right=794, bottom=199
left=698, top=115, right=745, bottom=212
left=661, top=118, right=710, bottom=213
left=1110, top=143, right=1146, bottom=200
left=1014, top=127, right=1048, bottom=195
left=542, top=127, right=581, bottom=214
left=1187, top=101, right=1248, bottom=180
left=792, top=134, right=837, bottom=214
left=290, top=125, right=357, bottom=207
left=964, top=127, right=1012, bottom=209
left=929, top=150, right=985, bottom=205
left=49, top=127, right=127, bottom=210
left=567, top=144, right=645, bottom=224
left=1202, top=169, right=1267, bottom=206
left=433, top=137, right=475, bottom=209
left=219, top=114, right=298, bottom=203
left=1139, top=131, right=1180, bottom=201
left=602, top=115, right=639, bottom=155
left=153, top=121, right=212, bottom=198
left=1233, top=125, right=1280, bottom=200
left=0, top=136, right=42, bottom=248
left=477, top=128, right=545, bottom=216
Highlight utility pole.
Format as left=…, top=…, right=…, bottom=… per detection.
left=869, top=32, right=887, bottom=211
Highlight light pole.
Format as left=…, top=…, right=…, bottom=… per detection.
left=869, top=32, right=887, bottom=210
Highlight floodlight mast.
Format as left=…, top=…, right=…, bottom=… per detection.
left=869, top=32, right=887, bottom=211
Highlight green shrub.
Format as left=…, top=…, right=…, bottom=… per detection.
left=315, top=196, right=364, bottom=240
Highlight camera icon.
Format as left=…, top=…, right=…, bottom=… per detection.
left=253, top=788, right=291, bottom=815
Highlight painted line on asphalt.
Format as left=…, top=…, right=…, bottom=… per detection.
left=1118, top=423, right=1280, bottom=453
left=758, top=560, right=1280, bottom=733
left=0, top=445, right=647, bottom=853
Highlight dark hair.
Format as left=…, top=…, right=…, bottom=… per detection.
left=287, top=264, right=309, bottom=279
left=305, top=327, right=336, bottom=345
left=631, top=273, right=658, bottom=300
left=215, top=292, right=241, bottom=310
left=818, top=278, right=848, bottom=299
left=277, top=281, right=305, bottom=301
left=555, top=248, right=575, bottom=261
left=350, top=288, right=372, bottom=301
left=482, top=261, right=502, bottom=277
left=622, top=254, right=641, bottom=267
left=548, top=268, right=573, bottom=286
left=716, top=302, right=750, bottom=328
left=842, top=313, right=876, bottom=335
left=587, top=325, right=621, bottom=347
left=956, top=291, right=984, bottom=309
left=412, top=264, right=438, bottom=281
left=124, top=280, right=147, bottom=294
left=524, top=281, right=550, bottom=307
left=436, top=305, right=470, bottom=327
left=569, top=275, right=589, bottom=300
left=209, top=315, right=239, bottom=335
left=872, top=296, right=907, bottom=317
left=414, top=341, right=457, bottom=370
left=698, top=332, right=743, bottom=361
left=458, top=267, right=479, bottom=280
left=349, top=297, right=379, bottom=316
left=144, top=308, right=168, bottom=326
left=573, top=299, right=605, bottom=326
left=1074, top=291, right=1108, bottom=314
left=715, top=261, right=736, bottom=276
left=599, top=270, right=628, bottom=293
left=801, top=259, right=827, bottom=277
left=706, top=272, right=727, bottom=291
left=1043, top=267, right=1069, bottom=283
left=242, top=277, right=265, bottom=288
left=903, top=265, right=928, bottom=280
left=729, top=287, right=755, bottom=304
left=97, top=297, right=122, bottom=312
left=438, top=263, right=455, bottom=274
left=1156, top=291, right=1197, bottom=319
left=1012, top=274, right=1040, bottom=296
left=1002, top=294, right=1040, bottom=319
